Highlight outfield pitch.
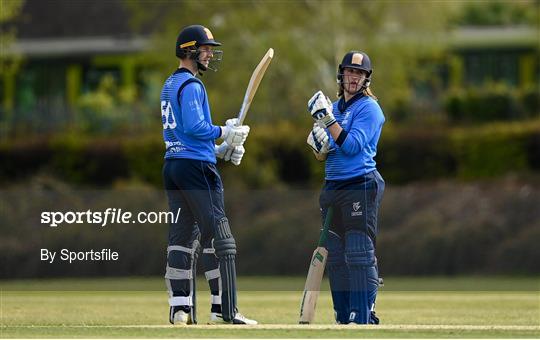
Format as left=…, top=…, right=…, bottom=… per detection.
left=1, top=277, right=539, bottom=338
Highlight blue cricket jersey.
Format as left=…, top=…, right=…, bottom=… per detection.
left=325, top=93, right=385, bottom=180
left=160, top=68, right=222, bottom=162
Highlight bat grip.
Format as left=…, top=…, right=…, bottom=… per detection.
left=236, top=101, right=248, bottom=126
left=318, top=207, right=333, bottom=247
left=235, top=117, right=242, bottom=127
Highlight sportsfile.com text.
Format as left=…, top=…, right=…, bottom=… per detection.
left=40, top=208, right=181, bottom=227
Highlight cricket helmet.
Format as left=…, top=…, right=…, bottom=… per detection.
left=176, top=25, right=221, bottom=56
left=176, top=25, right=223, bottom=72
left=337, top=51, right=373, bottom=89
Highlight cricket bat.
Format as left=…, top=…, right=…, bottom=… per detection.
left=299, top=207, right=334, bottom=324
left=236, top=48, right=274, bottom=125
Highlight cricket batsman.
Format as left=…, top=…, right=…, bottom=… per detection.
left=161, top=24, right=257, bottom=325
left=306, top=51, right=385, bottom=324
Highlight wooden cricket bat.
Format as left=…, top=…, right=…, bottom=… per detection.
left=299, top=208, right=334, bottom=324
left=236, top=48, right=274, bottom=125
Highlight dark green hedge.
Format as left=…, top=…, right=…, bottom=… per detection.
left=1, top=121, right=539, bottom=187
left=444, top=86, right=539, bottom=123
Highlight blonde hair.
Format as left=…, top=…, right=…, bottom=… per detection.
left=364, top=87, right=378, bottom=100
left=337, top=86, right=378, bottom=101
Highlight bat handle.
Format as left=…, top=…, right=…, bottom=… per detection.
left=318, top=207, right=333, bottom=247
left=236, top=117, right=243, bottom=127
left=236, top=108, right=246, bottom=126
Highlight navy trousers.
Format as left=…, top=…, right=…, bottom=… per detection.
left=320, top=170, right=385, bottom=324
left=319, top=170, right=384, bottom=242
left=163, top=158, right=226, bottom=247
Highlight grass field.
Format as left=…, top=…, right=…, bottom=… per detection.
left=1, top=277, right=539, bottom=338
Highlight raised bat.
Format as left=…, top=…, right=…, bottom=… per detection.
left=236, top=48, right=274, bottom=125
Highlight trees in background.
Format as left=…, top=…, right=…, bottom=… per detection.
left=125, top=0, right=456, bottom=124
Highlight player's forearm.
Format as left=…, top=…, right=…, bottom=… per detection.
left=327, top=123, right=342, bottom=142
left=334, top=128, right=369, bottom=155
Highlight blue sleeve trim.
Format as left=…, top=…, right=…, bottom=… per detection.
left=177, top=78, right=202, bottom=106
left=336, top=130, right=348, bottom=146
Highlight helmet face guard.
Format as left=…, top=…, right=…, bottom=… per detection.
left=337, top=51, right=373, bottom=94
left=337, top=67, right=371, bottom=93
left=181, top=48, right=223, bottom=72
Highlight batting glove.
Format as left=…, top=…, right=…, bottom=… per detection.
left=307, top=123, right=331, bottom=155
left=215, top=142, right=246, bottom=166
left=229, top=145, right=245, bottom=166
left=215, top=142, right=230, bottom=160
left=308, top=90, right=336, bottom=128
left=221, top=118, right=250, bottom=147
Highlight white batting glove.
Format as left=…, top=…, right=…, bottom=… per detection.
left=225, top=118, right=239, bottom=127
left=215, top=142, right=245, bottom=166
left=221, top=118, right=250, bottom=147
left=307, top=123, right=331, bottom=155
left=307, top=90, right=336, bottom=128
left=229, top=145, right=245, bottom=166
left=215, top=142, right=230, bottom=160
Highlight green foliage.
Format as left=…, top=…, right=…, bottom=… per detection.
left=2, top=121, right=539, bottom=188
left=220, top=121, right=318, bottom=189
left=378, top=126, right=456, bottom=184
left=0, top=0, right=24, bottom=86
left=49, top=134, right=91, bottom=184
left=124, top=0, right=453, bottom=123
left=0, top=0, right=24, bottom=22
left=521, top=86, right=540, bottom=117
left=76, top=75, right=148, bottom=134
left=451, top=122, right=538, bottom=179
left=122, top=135, right=163, bottom=186
left=454, top=0, right=538, bottom=26
left=444, top=84, right=536, bottom=123
left=456, top=134, right=527, bottom=179
left=48, top=134, right=129, bottom=185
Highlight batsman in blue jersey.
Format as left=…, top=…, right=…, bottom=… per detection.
left=161, top=25, right=256, bottom=325
left=307, top=51, right=385, bottom=324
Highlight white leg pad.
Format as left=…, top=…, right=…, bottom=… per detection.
left=169, top=296, right=193, bottom=306
left=165, top=265, right=192, bottom=280
left=167, top=245, right=195, bottom=254
left=211, top=294, right=221, bottom=305
left=205, top=268, right=220, bottom=281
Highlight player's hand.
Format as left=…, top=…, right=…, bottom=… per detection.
left=307, top=123, right=331, bottom=156
left=225, top=118, right=239, bottom=127
left=229, top=145, right=245, bottom=166
left=215, top=142, right=245, bottom=165
left=215, top=142, right=229, bottom=160
left=221, top=119, right=250, bottom=147
left=307, top=90, right=336, bottom=128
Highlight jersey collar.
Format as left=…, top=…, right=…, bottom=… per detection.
left=338, top=92, right=365, bottom=113
left=175, top=67, right=195, bottom=76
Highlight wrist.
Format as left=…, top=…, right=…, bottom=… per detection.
left=320, top=114, right=336, bottom=128
left=313, top=150, right=328, bottom=161
left=220, top=126, right=228, bottom=138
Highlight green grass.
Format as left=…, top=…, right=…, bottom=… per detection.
left=1, top=277, right=539, bottom=338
